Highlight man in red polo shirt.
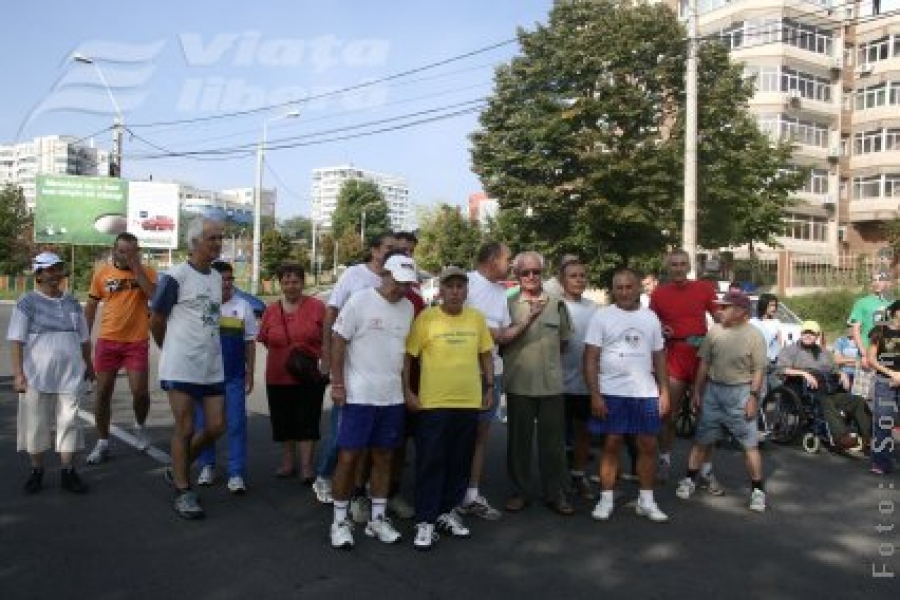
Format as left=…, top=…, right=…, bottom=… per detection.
left=649, top=249, right=718, bottom=484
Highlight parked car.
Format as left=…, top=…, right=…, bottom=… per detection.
left=140, top=215, right=176, bottom=231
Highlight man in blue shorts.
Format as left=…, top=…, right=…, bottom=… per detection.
left=583, top=268, right=671, bottom=523
left=328, top=254, right=416, bottom=549
left=150, top=217, right=227, bottom=520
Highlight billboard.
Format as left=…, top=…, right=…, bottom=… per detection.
left=127, top=181, right=179, bottom=249
left=34, top=175, right=180, bottom=249
left=34, top=175, right=128, bottom=245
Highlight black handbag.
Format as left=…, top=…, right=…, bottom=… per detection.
left=279, top=300, right=324, bottom=382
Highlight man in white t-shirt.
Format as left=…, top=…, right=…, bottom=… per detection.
left=583, top=268, right=670, bottom=523
left=328, top=254, right=416, bottom=550
left=456, top=242, right=513, bottom=521
left=150, top=217, right=226, bottom=520
left=312, top=233, right=395, bottom=507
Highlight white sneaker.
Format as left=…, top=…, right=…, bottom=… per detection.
left=86, top=441, right=110, bottom=465
left=350, top=495, right=371, bottom=524
left=749, top=489, right=767, bottom=513
left=457, top=495, right=502, bottom=521
left=312, top=477, right=334, bottom=504
left=699, top=472, right=725, bottom=496
left=675, top=477, right=696, bottom=500
left=436, top=511, right=471, bottom=538
left=388, top=495, right=415, bottom=520
left=636, top=501, right=670, bottom=523
left=197, top=465, right=216, bottom=486
left=591, top=496, right=614, bottom=521
left=134, top=423, right=149, bottom=451
left=330, top=519, right=354, bottom=549
left=413, top=522, right=439, bottom=551
left=227, top=475, right=247, bottom=494
left=365, top=515, right=402, bottom=544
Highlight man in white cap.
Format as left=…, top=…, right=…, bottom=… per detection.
left=328, top=253, right=416, bottom=549
left=8, top=252, right=94, bottom=494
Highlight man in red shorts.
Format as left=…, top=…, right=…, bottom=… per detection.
left=85, top=232, right=158, bottom=464
left=649, top=249, right=718, bottom=484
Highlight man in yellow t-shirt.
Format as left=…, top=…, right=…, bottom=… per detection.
left=403, top=266, right=493, bottom=551
left=84, top=232, right=158, bottom=464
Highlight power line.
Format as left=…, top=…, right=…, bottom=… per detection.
left=127, top=38, right=514, bottom=130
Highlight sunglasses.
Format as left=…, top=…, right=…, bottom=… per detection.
left=519, top=269, right=542, bottom=277
left=801, top=330, right=818, bottom=335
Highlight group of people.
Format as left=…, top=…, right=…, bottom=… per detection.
left=10, top=219, right=898, bottom=549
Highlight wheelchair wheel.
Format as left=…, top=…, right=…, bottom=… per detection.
left=761, top=386, right=802, bottom=444
left=802, top=432, right=821, bottom=454
left=675, top=393, right=697, bottom=439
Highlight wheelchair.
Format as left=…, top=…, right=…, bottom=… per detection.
left=761, top=372, right=863, bottom=454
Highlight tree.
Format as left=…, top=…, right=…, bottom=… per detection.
left=261, top=229, right=292, bottom=279
left=470, top=0, right=802, bottom=282
left=0, top=184, right=34, bottom=275
left=331, top=180, right=391, bottom=241
left=280, top=215, right=312, bottom=241
left=416, top=204, right=483, bottom=272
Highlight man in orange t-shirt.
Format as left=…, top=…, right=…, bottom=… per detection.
left=84, top=232, right=158, bottom=464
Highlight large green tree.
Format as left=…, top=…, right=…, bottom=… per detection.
left=415, top=204, right=483, bottom=272
left=0, top=184, right=33, bottom=275
left=470, top=0, right=802, bottom=281
left=331, top=180, right=391, bottom=242
left=261, top=228, right=292, bottom=279
left=280, top=215, right=312, bottom=241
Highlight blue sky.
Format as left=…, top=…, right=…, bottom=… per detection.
left=1, top=1, right=554, bottom=218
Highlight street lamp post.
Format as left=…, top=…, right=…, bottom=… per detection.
left=73, top=53, right=123, bottom=177
left=251, top=110, right=300, bottom=295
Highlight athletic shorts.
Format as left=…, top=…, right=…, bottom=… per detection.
left=587, top=395, right=661, bottom=436
left=161, top=380, right=225, bottom=399
left=694, top=381, right=758, bottom=449
left=17, top=389, right=83, bottom=454
left=479, top=374, right=503, bottom=423
left=666, top=342, right=701, bottom=383
left=95, top=339, right=149, bottom=373
left=337, top=403, right=406, bottom=450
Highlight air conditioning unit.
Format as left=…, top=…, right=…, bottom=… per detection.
left=856, top=63, right=873, bottom=75
left=787, top=89, right=802, bottom=100
left=827, top=146, right=841, bottom=160
left=831, top=57, right=843, bottom=70
left=822, top=195, right=836, bottom=211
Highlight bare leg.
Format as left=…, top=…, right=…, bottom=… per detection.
left=468, top=420, right=491, bottom=488
left=599, top=435, right=623, bottom=491
left=635, top=435, right=658, bottom=490
left=168, top=390, right=195, bottom=490
left=93, top=371, right=117, bottom=439
left=126, top=369, right=150, bottom=426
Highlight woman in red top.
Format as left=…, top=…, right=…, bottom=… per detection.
left=258, top=263, right=327, bottom=482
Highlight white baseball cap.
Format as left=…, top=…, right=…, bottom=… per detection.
left=384, top=255, right=418, bottom=283
left=32, top=252, right=64, bottom=273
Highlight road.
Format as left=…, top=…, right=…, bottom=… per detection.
left=0, top=303, right=896, bottom=599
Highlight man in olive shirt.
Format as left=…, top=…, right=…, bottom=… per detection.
left=502, top=251, right=573, bottom=515
left=676, top=292, right=769, bottom=513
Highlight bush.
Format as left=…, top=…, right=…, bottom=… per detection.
left=786, top=289, right=860, bottom=335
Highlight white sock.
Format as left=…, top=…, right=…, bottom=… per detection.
left=464, top=487, right=479, bottom=505
left=700, top=462, right=713, bottom=477
left=659, top=453, right=671, bottom=465
left=601, top=490, right=614, bottom=503
left=371, top=498, right=387, bottom=520
left=639, top=489, right=655, bottom=506
left=333, top=500, right=349, bottom=524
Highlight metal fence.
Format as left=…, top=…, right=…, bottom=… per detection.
left=729, top=251, right=890, bottom=291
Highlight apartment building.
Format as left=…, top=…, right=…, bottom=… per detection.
left=179, top=184, right=275, bottom=225
left=310, top=165, right=412, bottom=232
left=0, top=135, right=110, bottom=209
left=687, top=0, right=900, bottom=259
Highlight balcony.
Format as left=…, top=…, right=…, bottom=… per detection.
left=848, top=197, right=900, bottom=223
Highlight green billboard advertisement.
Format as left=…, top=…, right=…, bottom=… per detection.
left=34, top=175, right=129, bottom=245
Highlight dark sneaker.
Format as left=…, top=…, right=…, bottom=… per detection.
left=61, top=467, right=88, bottom=494
left=174, top=490, right=205, bottom=520
left=23, top=468, right=44, bottom=494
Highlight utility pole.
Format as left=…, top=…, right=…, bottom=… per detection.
left=111, top=117, right=123, bottom=177
left=683, top=0, right=699, bottom=276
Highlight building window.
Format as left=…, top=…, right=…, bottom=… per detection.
left=858, top=36, right=891, bottom=65
left=854, top=175, right=884, bottom=199
left=854, top=129, right=884, bottom=154
left=784, top=214, right=827, bottom=241
left=855, top=83, right=889, bottom=110
left=803, top=169, right=829, bottom=194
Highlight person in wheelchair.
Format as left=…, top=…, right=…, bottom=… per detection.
left=774, top=320, right=872, bottom=451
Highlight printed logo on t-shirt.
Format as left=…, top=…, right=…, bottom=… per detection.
left=369, top=317, right=385, bottom=330
left=623, top=328, right=642, bottom=348
left=104, top=278, right=141, bottom=293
